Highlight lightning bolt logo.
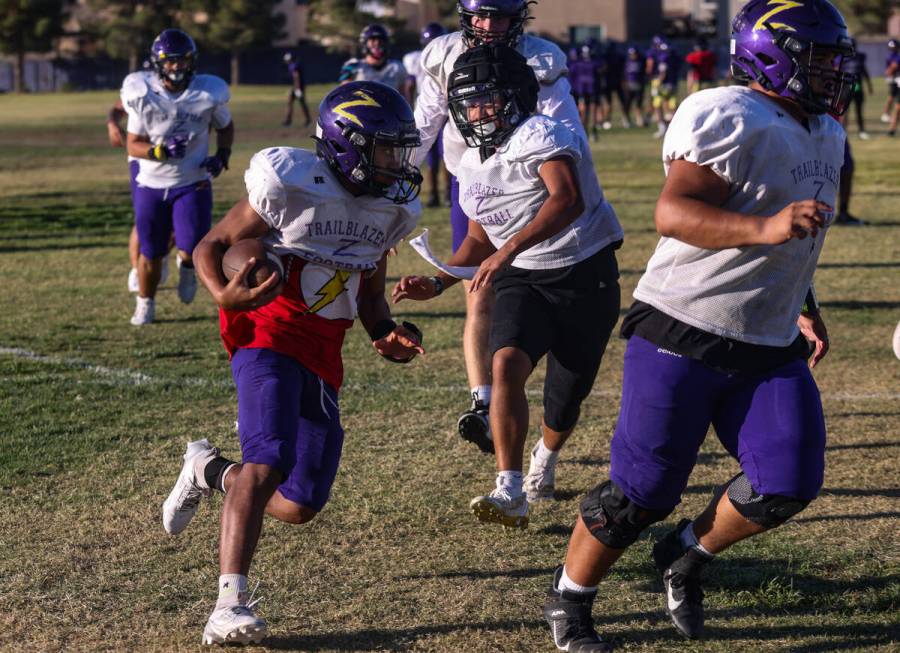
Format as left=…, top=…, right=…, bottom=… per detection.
left=307, top=270, right=352, bottom=314
left=334, top=90, right=381, bottom=128
left=754, top=0, right=802, bottom=32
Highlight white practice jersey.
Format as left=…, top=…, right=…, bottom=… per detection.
left=245, top=147, right=421, bottom=276
left=456, top=116, right=622, bottom=270
left=414, top=31, right=585, bottom=176
left=402, top=50, right=425, bottom=96
left=340, top=58, right=407, bottom=90
left=122, top=72, right=231, bottom=189
left=634, top=86, right=845, bottom=347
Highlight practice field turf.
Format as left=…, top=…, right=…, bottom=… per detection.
left=0, top=85, right=897, bottom=652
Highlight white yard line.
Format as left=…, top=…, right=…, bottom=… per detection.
left=1, top=346, right=898, bottom=401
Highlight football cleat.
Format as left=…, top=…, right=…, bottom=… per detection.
left=457, top=398, right=493, bottom=453
left=128, top=267, right=139, bottom=293
left=834, top=212, right=865, bottom=226
left=177, top=261, right=197, bottom=304
left=881, top=113, right=891, bottom=123
left=544, top=567, right=612, bottom=652
left=524, top=441, right=556, bottom=502
left=162, top=438, right=219, bottom=535
left=202, top=602, right=267, bottom=646
left=160, top=255, right=170, bottom=285
left=470, top=487, right=528, bottom=529
left=130, top=296, right=155, bottom=326
left=652, top=519, right=712, bottom=640
left=858, top=131, right=870, bottom=140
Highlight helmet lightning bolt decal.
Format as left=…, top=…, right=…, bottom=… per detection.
left=334, top=90, right=381, bottom=128
left=307, top=270, right=352, bottom=314
left=754, top=0, right=802, bottom=31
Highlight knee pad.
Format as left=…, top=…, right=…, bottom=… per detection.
left=580, top=480, right=672, bottom=549
left=726, top=473, right=810, bottom=529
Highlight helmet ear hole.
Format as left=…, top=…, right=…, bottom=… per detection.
left=756, top=52, right=777, bottom=66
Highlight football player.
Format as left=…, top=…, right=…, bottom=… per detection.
left=650, top=40, right=682, bottom=138
left=880, top=38, right=899, bottom=123
left=403, top=22, right=450, bottom=207
left=281, top=51, right=311, bottom=127
left=568, top=44, right=598, bottom=138
left=622, top=45, right=647, bottom=127
left=393, top=46, right=623, bottom=529
left=338, top=24, right=407, bottom=90
left=543, top=1, right=853, bottom=649
left=161, top=81, right=424, bottom=645
left=413, top=0, right=589, bottom=469
left=121, top=28, right=234, bottom=325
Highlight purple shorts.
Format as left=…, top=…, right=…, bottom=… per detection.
left=129, top=160, right=139, bottom=198
left=231, top=348, right=345, bottom=512
left=610, top=336, right=826, bottom=512
left=133, top=180, right=212, bottom=259
left=449, top=175, right=470, bottom=253
left=426, top=126, right=444, bottom=170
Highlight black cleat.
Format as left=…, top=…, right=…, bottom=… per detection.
left=834, top=212, right=865, bottom=226
left=457, top=398, right=493, bottom=453
left=426, top=194, right=441, bottom=208
left=652, top=519, right=712, bottom=639
left=543, top=567, right=613, bottom=652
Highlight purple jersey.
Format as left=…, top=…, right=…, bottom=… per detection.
left=569, top=59, right=597, bottom=96
left=657, top=50, right=681, bottom=84
left=624, top=57, right=645, bottom=84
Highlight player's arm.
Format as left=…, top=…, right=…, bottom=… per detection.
left=202, top=120, right=235, bottom=177
left=359, top=253, right=425, bottom=362
left=655, top=159, right=830, bottom=249
left=469, top=156, right=584, bottom=292
left=193, top=198, right=282, bottom=311
left=126, top=131, right=188, bottom=161
left=412, top=70, right=449, bottom=165
left=107, top=99, right=127, bottom=147
left=292, top=68, right=303, bottom=92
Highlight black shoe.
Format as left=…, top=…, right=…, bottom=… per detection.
left=834, top=212, right=865, bottom=226
left=652, top=519, right=712, bottom=639
left=281, top=120, right=291, bottom=127
left=543, top=567, right=613, bottom=652
left=457, top=398, right=493, bottom=453
left=426, top=195, right=441, bottom=208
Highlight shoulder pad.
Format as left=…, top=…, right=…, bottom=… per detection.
left=403, top=51, right=421, bottom=72
left=121, top=72, right=149, bottom=102
left=506, top=115, right=577, bottom=163
left=193, top=75, right=231, bottom=103
left=520, top=35, right=568, bottom=84
left=421, top=32, right=464, bottom=79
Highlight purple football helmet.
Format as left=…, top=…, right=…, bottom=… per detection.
left=731, top=0, right=856, bottom=115
left=889, top=38, right=899, bottom=51
left=359, top=23, right=390, bottom=60
left=421, top=22, right=447, bottom=47
left=315, top=81, right=422, bottom=204
left=457, top=0, right=530, bottom=47
left=150, top=29, right=198, bottom=90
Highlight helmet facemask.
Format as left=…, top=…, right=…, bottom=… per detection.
left=449, top=83, right=525, bottom=158
left=156, top=53, right=196, bottom=91
left=458, top=2, right=531, bottom=48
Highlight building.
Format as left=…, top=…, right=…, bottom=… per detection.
left=529, top=0, right=663, bottom=43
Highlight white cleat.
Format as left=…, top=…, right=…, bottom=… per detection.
left=524, top=444, right=557, bottom=503
left=162, top=438, right=219, bottom=535
left=470, top=487, right=528, bottom=529
left=160, top=255, right=170, bottom=285
left=130, top=296, right=155, bottom=326
left=202, top=603, right=267, bottom=646
left=859, top=131, right=871, bottom=140
left=128, top=267, right=139, bottom=293
left=177, top=260, right=197, bottom=304
left=881, top=113, right=891, bottom=123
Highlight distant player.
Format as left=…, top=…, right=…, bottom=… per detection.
left=281, top=51, right=311, bottom=127
left=339, top=24, right=406, bottom=90
left=685, top=36, right=717, bottom=95
left=622, top=45, right=647, bottom=127
left=394, top=45, right=623, bottom=529
left=121, top=28, right=234, bottom=325
left=161, top=81, right=424, bottom=645
left=568, top=44, right=598, bottom=137
left=543, top=1, right=853, bottom=650
left=413, top=0, right=588, bottom=461
left=880, top=38, right=899, bottom=123
left=601, top=41, right=625, bottom=130
left=650, top=41, right=682, bottom=138
left=403, top=22, right=451, bottom=208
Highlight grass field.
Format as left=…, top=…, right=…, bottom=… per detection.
left=0, top=84, right=898, bottom=653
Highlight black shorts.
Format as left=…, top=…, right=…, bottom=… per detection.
left=489, top=243, right=622, bottom=431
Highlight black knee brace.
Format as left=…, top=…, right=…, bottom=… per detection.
left=580, top=480, right=672, bottom=549
left=726, top=473, right=810, bottom=528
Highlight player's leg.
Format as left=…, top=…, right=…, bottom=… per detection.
left=127, top=162, right=142, bottom=292
left=283, top=91, right=294, bottom=126
left=854, top=89, right=867, bottom=137
left=171, top=180, right=213, bottom=304
left=299, top=91, right=311, bottom=127
left=425, top=139, right=442, bottom=207
left=132, top=186, right=170, bottom=324
left=889, top=99, right=900, bottom=136
left=450, top=177, right=495, bottom=453
left=880, top=84, right=895, bottom=122
left=651, top=80, right=666, bottom=137
left=835, top=139, right=863, bottom=225
left=543, top=335, right=721, bottom=650
left=652, top=358, right=826, bottom=640
left=526, top=252, right=620, bottom=501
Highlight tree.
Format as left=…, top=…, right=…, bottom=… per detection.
left=832, top=0, right=899, bottom=35
left=0, top=0, right=67, bottom=93
left=307, top=0, right=409, bottom=53
left=185, top=0, right=286, bottom=86
left=84, top=1, right=178, bottom=73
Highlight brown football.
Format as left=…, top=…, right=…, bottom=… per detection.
left=222, top=239, right=284, bottom=288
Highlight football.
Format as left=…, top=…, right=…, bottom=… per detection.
left=222, top=238, right=284, bottom=288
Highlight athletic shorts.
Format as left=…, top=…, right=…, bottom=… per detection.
left=449, top=176, right=469, bottom=253
left=232, top=347, right=345, bottom=512
left=426, top=126, right=445, bottom=170
left=842, top=137, right=854, bottom=174
left=489, top=245, right=621, bottom=432
left=128, top=160, right=139, bottom=199
left=891, top=82, right=900, bottom=99
left=651, top=80, right=677, bottom=109
left=133, top=179, right=212, bottom=259
left=609, top=336, right=826, bottom=513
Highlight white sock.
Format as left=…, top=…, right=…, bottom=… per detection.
left=472, top=385, right=492, bottom=406
left=217, top=573, right=248, bottom=608
left=136, top=296, right=154, bottom=308
left=558, top=566, right=596, bottom=594
left=679, top=521, right=715, bottom=558
left=496, top=470, right=523, bottom=497
left=219, top=463, right=237, bottom=494
left=532, top=437, right=559, bottom=468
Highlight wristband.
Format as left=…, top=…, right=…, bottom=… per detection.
left=148, top=144, right=167, bottom=161
left=215, top=147, right=232, bottom=169
left=429, top=275, right=445, bottom=296
left=370, top=319, right=397, bottom=342
left=801, top=286, right=819, bottom=316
